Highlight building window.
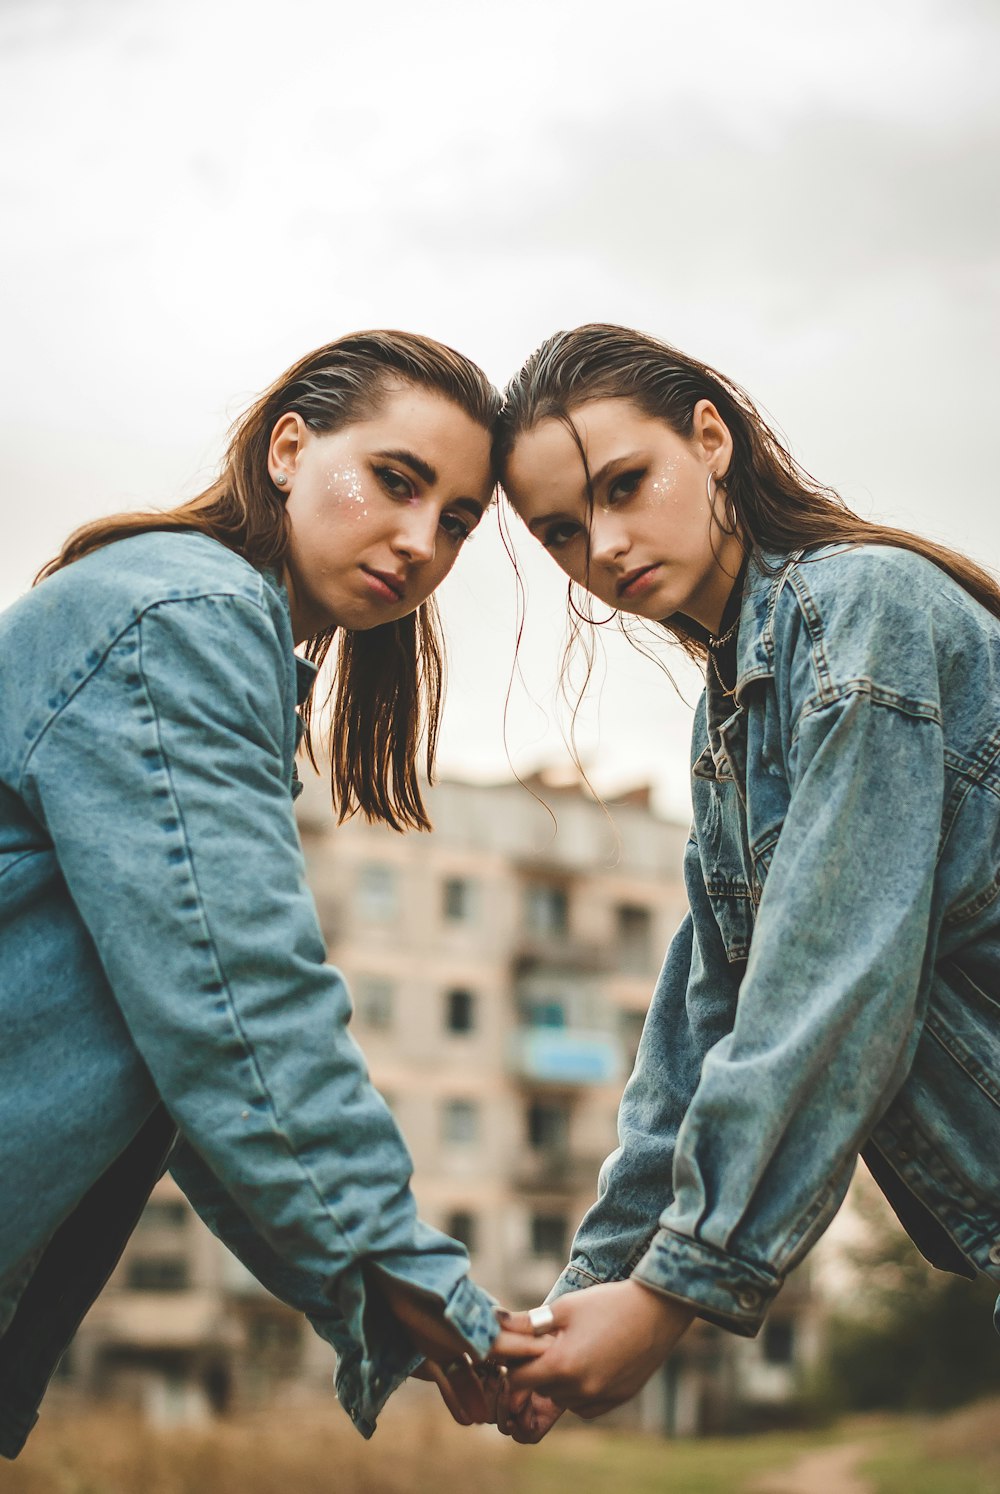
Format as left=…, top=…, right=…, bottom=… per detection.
left=527, top=1100, right=569, bottom=1153
left=126, top=1256, right=190, bottom=1292
left=445, top=1210, right=478, bottom=1254
left=442, top=1099, right=479, bottom=1145
left=762, top=1319, right=795, bottom=1366
left=445, top=988, right=476, bottom=1034
left=136, top=1200, right=189, bottom=1231
left=618, top=1008, right=646, bottom=1068
left=529, top=1213, right=568, bottom=1259
left=443, top=877, right=476, bottom=923
left=617, top=903, right=653, bottom=974
left=521, top=995, right=566, bottom=1029
left=524, top=883, right=568, bottom=937
left=357, top=863, right=398, bottom=922
left=248, top=1314, right=303, bottom=1353
left=355, top=975, right=394, bottom=1030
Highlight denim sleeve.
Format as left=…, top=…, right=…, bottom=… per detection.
left=23, top=594, right=497, bottom=1432
left=548, top=836, right=744, bottom=1304
left=168, top=1139, right=422, bottom=1419
left=629, top=690, right=943, bottom=1334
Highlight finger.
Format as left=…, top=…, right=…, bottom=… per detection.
left=424, top=1361, right=472, bottom=1426
left=448, top=1358, right=491, bottom=1424
left=489, top=1329, right=553, bottom=1362
left=505, top=1355, right=568, bottom=1394
left=495, top=1304, right=565, bottom=1336
left=510, top=1393, right=566, bottom=1445
left=495, top=1375, right=512, bottom=1436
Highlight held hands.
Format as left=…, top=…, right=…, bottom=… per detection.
left=375, top=1272, right=549, bottom=1426
left=491, top=1281, right=694, bottom=1427
left=386, top=1274, right=692, bottom=1439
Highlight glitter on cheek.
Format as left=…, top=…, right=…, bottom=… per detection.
left=648, top=457, right=682, bottom=505
left=322, top=463, right=370, bottom=519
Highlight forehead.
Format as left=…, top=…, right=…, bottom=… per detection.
left=329, top=383, right=494, bottom=498
left=363, top=383, right=485, bottom=451
left=505, top=398, right=651, bottom=512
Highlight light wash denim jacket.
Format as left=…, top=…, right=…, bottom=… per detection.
left=0, top=532, right=497, bottom=1458
left=551, top=544, right=1000, bottom=1333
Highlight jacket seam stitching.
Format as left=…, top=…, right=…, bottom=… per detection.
left=17, top=582, right=268, bottom=796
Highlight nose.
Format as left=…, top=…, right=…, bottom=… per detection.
left=392, top=508, right=437, bottom=566
left=588, top=512, right=630, bottom=567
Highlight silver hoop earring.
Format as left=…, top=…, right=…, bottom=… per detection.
left=274, top=472, right=288, bottom=488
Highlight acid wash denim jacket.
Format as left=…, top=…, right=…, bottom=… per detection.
left=550, top=543, right=1000, bottom=1335
left=0, top=532, right=497, bottom=1459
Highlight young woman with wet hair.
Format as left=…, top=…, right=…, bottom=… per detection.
left=488, top=323, right=1000, bottom=1438
left=0, top=331, right=507, bottom=1456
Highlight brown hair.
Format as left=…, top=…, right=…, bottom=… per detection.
left=495, top=323, right=1000, bottom=664
left=38, top=330, right=501, bottom=831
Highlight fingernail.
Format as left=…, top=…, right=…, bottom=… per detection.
left=496, top=1309, right=512, bottom=1322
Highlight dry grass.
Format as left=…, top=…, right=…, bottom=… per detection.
left=3, top=1394, right=999, bottom=1494
left=0, top=1390, right=517, bottom=1494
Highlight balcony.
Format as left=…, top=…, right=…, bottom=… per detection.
left=511, top=1148, right=610, bottom=1193
left=509, top=1027, right=624, bottom=1086
left=513, top=933, right=613, bottom=972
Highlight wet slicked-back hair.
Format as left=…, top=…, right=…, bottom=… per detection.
left=39, top=331, right=502, bottom=830
left=496, top=323, right=1000, bottom=661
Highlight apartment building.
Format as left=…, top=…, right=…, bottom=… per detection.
left=55, top=770, right=817, bottom=1435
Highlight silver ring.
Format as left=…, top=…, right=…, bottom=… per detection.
left=527, top=1304, right=556, bottom=1337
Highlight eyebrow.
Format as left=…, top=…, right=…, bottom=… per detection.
left=374, top=448, right=485, bottom=518
left=525, top=451, right=642, bottom=533
left=374, top=448, right=438, bottom=486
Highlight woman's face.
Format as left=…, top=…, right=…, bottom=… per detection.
left=271, top=384, right=494, bottom=641
left=503, top=397, right=742, bottom=634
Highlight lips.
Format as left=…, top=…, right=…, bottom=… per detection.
left=617, top=564, right=661, bottom=599
left=362, top=567, right=405, bottom=602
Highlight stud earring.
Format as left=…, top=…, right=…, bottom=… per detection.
left=274, top=472, right=288, bottom=487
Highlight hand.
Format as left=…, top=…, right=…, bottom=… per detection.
left=497, top=1385, right=565, bottom=1443
left=373, top=1271, right=475, bottom=1364
left=493, top=1281, right=693, bottom=1419
left=413, top=1357, right=499, bottom=1426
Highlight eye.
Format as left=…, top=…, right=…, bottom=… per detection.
left=439, top=511, right=475, bottom=544
left=607, top=468, right=645, bottom=505
left=375, top=466, right=415, bottom=500
left=543, top=519, right=583, bottom=550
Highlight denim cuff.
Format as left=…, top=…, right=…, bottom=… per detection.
left=332, top=1272, right=499, bottom=1438
left=631, top=1227, right=781, bottom=1337
left=546, top=1259, right=607, bottom=1302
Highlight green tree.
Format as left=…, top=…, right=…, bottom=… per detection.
left=819, top=1176, right=1000, bottom=1412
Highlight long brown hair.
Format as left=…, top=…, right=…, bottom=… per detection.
left=38, top=331, right=501, bottom=831
left=495, top=323, right=1000, bottom=666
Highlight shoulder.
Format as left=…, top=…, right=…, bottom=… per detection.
left=767, top=543, right=982, bottom=712
left=0, top=534, right=291, bottom=728
left=782, top=542, right=949, bottom=616
left=59, top=531, right=267, bottom=611
left=17, top=531, right=290, bottom=654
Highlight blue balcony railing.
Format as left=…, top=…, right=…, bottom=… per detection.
left=509, top=1028, right=624, bottom=1086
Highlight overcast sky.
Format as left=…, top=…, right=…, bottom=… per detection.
left=1, top=0, right=997, bottom=821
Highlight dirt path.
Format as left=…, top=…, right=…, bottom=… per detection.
left=744, top=1439, right=874, bottom=1494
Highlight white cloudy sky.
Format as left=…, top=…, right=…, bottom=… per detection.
left=1, top=0, right=997, bottom=820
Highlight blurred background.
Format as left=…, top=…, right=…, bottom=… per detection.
left=1, top=1, right=998, bottom=1490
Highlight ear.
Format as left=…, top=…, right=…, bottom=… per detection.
left=267, top=412, right=309, bottom=488
left=691, top=399, right=733, bottom=480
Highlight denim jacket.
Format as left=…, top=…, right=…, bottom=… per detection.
left=0, top=532, right=497, bottom=1458
left=551, top=544, right=1000, bottom=1334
